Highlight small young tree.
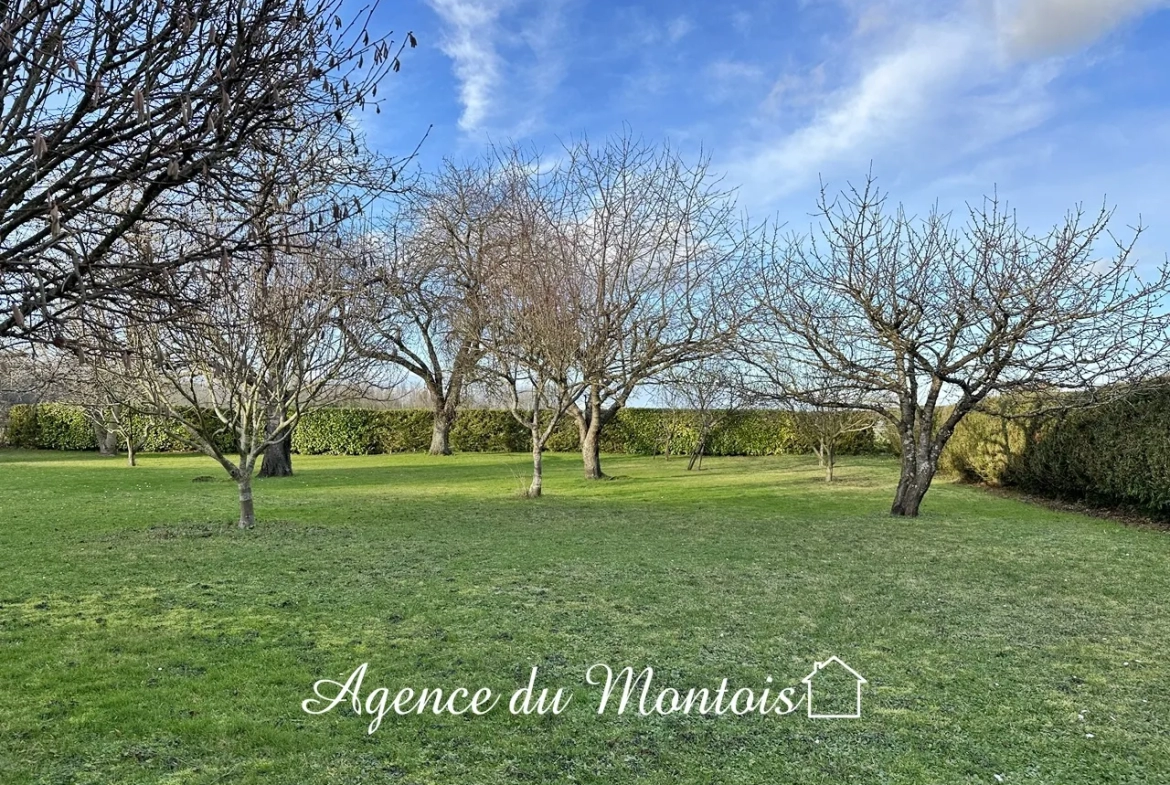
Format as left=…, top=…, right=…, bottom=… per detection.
left=790, top=406, right=874, bottom=482
left=56, top=352, right=145, bottom=465
left=661, top=359, right=748, bottom=471
left=481, top=174, right=587, bottom=497
left=109, top=247, right=358, bottom=528
left=750, top=177, right=1170, bottom=516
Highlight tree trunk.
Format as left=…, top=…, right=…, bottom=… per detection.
left=95, top=424, right=117, bottom=456
left=891, top=426, right=941, bottom=516
left=258, top=426, right=293, bottom=478
left=575, top=414, right=603, bottom=481
left=891, top=473, right=931, bottom=516
left=125, top=436, right=136, bottom=467
left=528, top=441, right=543, bottom=498
left=825, top=444, right=835, bottom=482
left=687, top=430, right=708, bottom=471
left=890, top=428, right=919, bottom=515
left=237, top=476, right=256, bottom=529
left=429, top=407, right=454, bottom=456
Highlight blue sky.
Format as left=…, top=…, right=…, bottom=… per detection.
left=359, top=0, right=1170, bottom=271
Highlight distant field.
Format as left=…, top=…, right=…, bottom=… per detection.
left=2, top=449, right=1169, bottom=784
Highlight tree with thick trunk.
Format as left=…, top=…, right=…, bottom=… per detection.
left=354, top=161, right=500, bottom=455
left=748, top=176, right=1170, bottom=516
left=258, top=421, right=294, bottom=478
left=94, top=424, right=118, bottom=457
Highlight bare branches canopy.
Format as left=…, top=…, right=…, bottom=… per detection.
left=0, top=0, right=413, bottom=344
left=747, top=176, right=1170, bottom=515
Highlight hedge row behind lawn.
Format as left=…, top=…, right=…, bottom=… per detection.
left=4, top=403, right=236, bottom=454
left=941, top=384, right=1170, bottom=517
left=5, top=403, right=881, bottom=457
left=293, top=407, right=883, bottom=456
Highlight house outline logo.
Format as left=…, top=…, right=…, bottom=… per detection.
left=801, top=656, right=867, bottom=719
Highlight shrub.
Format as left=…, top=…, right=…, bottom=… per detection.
left=1008, top=387, right=1170, bottom=515
left=5, top=404, right=42, bottom=448
left=9, top=404, right=883, bottom=459
left=4, top=404, right=237, bottom=454
left=940, top=402, right=1036, bottom=485
left=5, top=403, right=95, bottom=450
left=942, top=385, right=1170, bottom=516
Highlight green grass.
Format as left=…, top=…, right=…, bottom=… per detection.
left=2, top=449, right=1170, bottom=784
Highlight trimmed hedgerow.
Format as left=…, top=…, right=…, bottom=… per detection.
left=6, top=403, right=95, bottom=450
left=5, top=404, right=236, bottom=454
left=7, top=403, right=882, bottom=458
left=292, top=407, right=878, bottom=457
left=942, top=384, right=1170, bottom=517
left=1008, top=387, right=1170, bottom=515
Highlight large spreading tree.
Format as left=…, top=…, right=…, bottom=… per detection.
left=749, top=178, right=1170, bottom=516
left=0, top=0, right=411, bottom=345
left=355, top=160, right=501, bottom=455
left=539, top=135, right=754, bottom=479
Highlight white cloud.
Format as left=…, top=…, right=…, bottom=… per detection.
left=428, top=0, right=572, bottom=136
left=727, top=0, right=1163, bottom=204
left=994, top=0, right=1166, bottom=58
left=427, top=0, right=512, bottom=132
left=734, top=20, right=986, bottom=192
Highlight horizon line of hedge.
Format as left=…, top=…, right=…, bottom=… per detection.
left=2, top=403, right=882, bottom=457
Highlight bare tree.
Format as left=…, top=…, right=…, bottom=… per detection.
left=101, top=243, right=360, bottom=528
left=790, top=405, right=874, bottom=483
left=55, top=352, right=144, bottom=464
left=355, top=160, right=501, bottom=455
left=482, top=170, right=587, bottom=497
left=661, top=358, right=748, bottom=471
left=543, top=134, right=755, bottom=480
left=749, top=177, right=1170, bottom=516
left=244, top=119, right=409, bottom=477
left=0, top=0, right=413, bottom=345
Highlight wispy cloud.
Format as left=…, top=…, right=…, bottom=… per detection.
left=427, top=0, right=512, bottom=132
left=728, top=0, right=1164, bottom=204
left=667, top=16, right=694, bottom=42
left=428, top=0, right=574, bottom=137
left=704, top=59, right=767, bottom=102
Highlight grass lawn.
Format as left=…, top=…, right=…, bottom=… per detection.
left=2, top=449, right=1170, bottom=784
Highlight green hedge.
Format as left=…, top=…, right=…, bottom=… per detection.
left=4, top=404, right=236, bottom=453
left=292, top=407, right=878, bottom=456
left=942, top=385, right=1170, bottom=516
left=7, top=403, right=881, bottom=458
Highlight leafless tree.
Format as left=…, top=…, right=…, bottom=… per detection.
left=52, top=351, right=143, bottom=462
left=661, top=358, right=749, bottom=471
left=543, top=134, right=755, bottom=480
left=97, top=241, right=361, bottom=528
left=790, top=406, right=874, bottom=483
left=481, top=170, right=587, bottom=497
left=354, top=159, right=501, bottom=455
left=244, top=118, right=411, bottom=477
left=749, top=177, right=1170, bottom=516
left=0, top=0, right=414, bottom=346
